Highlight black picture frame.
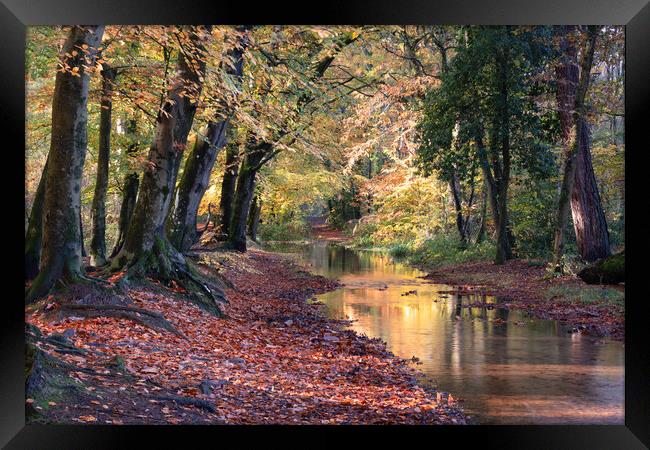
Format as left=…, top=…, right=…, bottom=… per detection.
left=3, top=0, right=648, bottom=447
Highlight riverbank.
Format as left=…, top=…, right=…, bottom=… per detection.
left=421, top=258, right=624, bottom=340
left=25, top=247, right=467, bottom=425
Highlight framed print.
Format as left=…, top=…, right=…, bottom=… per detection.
left=3, top=0, right=649, bottom=447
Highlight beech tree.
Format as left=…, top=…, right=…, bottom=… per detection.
left=167, top=27, right=249, bottom=251
left=26, top=25, right=105, bottom=303
left=89, top=63, right=117, bottom=266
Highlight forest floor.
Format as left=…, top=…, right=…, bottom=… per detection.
left=25, top=246, right=466, bottom=425
left=422, top=259, right=624, bottom=340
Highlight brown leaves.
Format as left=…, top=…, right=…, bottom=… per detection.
left=26, top=248, right=465, bottom=425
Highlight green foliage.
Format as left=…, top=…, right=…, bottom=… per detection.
left=545, top=284, right=624, bottom=309
left=509, top=175, right=557, bottom=258
left=388, top=242, right=412, bottom=259
left=407, top=236, right=495, bottom=268
left=259, top=220, right=310, bottom=242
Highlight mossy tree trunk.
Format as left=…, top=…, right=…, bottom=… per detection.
left=26, top=25, right=105, bottom=303
left=167, top=31, right=248, bottom=251
left=227, top=144, right=267, bottom=251
left=219, top=141, right=240, bottom=235
left=111, top=26, right=210, bottom=273
left=247, top=195, right=261, bottom=242
left=159, top=27, right=210, bottom=223
left=25, top=156, right=49, bottom=280
left=89, top=64, right=117, bottom=266
left=167, top=120, right=228, bottom=251
left=109, top=172, right=139, bottom=258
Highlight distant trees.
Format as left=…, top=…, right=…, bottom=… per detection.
left=418, top=26, right=554, bottom=264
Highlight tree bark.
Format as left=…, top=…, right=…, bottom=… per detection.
left=26, top=25, right=105, bottom=303
left=109, top=172, right=139, bottom=258
left=25, top=156, right=49, bottom=280
left=218, top=141, right=239, bottom=235
left=228, top=144, right=267, bottom=251
left=553, top=26, right=599, bottom=267
left=167, top=31, right=247, bottom=251
left=89, top=64, right=117, bottom=266
left=167, top=120, right=228, bottom=251
left=159, top=27, right=211, bottom=230
left=247, top=195, right=261, bottom=242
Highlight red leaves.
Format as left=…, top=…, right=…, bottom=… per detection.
left=26, top=248, right=465, bottom=425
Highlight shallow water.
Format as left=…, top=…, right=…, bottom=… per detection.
left=271, top=241, right=624, bottom=424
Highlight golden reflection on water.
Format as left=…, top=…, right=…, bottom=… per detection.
left=286, top=242, right=625, bottom=425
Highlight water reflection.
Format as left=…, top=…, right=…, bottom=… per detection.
left=275, top=241, right=624, bottom=424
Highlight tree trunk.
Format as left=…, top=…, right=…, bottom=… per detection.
left=247, top=195, right=261, bottom=242
left=553, top=26, right=599, bottom=268
left=167, top=32, right=247, bottom=251
left=89, top=65, right=117, bottom=266
left=110, top=172, right=139, bottom=258
left=228, top=145, right=267, bottom=252
left=167, top=120, right=228, bottom=251
left=111, top=26, right=209, bottom=272
left=25, top=157, right=49, bottom=280
left=475, top=182, right=488, bottom=244
left=159, top=27, right=210, bottom=229
left=26, top=25, right=105, bottom=303
left=80, top=209, right=86, bottom=257
left=218, top=141, right=240, bottom=235
left=495, top=39, right=512, bottom=265
left=449, top=170, right=468, bottom=245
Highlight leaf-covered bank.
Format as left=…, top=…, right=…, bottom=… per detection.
left=26, top=248, right=467, bottom=425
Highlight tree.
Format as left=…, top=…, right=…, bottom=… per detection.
left=418, top=26, right=554, bottom=264
left=25, top=156, right=49, bottom=280
left=109, top=172, right=140, bottom=258
left=89, top=64, right=117, bottom=266
left=552, top=26, right=600, bottom=268
left=218, top=139, right=240, bottom=235
left=110, top=25, right=209, bottom=272
left=26, top=25, right=105, bottom=303
left=167, top=27, right=249, bottom=251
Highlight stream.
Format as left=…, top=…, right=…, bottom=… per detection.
left=269, top=240, right=624, bottom=424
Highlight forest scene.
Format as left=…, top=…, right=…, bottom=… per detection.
left=25, top=25, right=624, bottom=425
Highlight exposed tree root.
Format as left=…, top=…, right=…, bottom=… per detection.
left=109, top=237, right=229, bottom=318
left=58, top=303, right=187, bottom=339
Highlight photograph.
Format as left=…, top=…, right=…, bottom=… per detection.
left=23, top=23, right=626, bottom=425
left=3, top=0, right=648, bottom=446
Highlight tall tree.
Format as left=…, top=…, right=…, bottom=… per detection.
left=89, top=64, right=117, bottom=266
left=25, top=156, right=49, bottom=280
left=218, top=140, right=240, bottom=235
left=167, top=28, right=249, bottom=251
left=110, top=172, right=140, bottom=258
left=552, top=26, right=600, bottom=267
left=26, top=25, right=105, bottom=303
left=110, top=26, right=210, bottom=273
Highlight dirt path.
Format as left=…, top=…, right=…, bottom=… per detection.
left=423, top=259, right=624, bottom=340
left=26, top=248, right=466, bottom=425
left=306, top=216, right=351, bottom=243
